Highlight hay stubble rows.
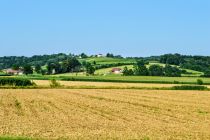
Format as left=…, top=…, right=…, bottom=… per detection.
left=0, top=89, right=210, bottom=139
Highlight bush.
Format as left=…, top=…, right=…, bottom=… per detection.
left=171, top=85, right=207, bottom=90
left=122, top=67, right=134, bottom=76
left=173, top=81, right=180, bottom=84
left=203, top=70, right=210, bottom=77
left=164, top=65, right=181, bottom=77
left=0, top=78, right=34, bottom=86
left=197, top=79, right=203, bottom=85
left=50, top=79, right=61, bottom=88
left=149, top=65, right=164, bottom=76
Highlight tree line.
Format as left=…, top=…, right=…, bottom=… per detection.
left=159, top=54, right=210, bottom=77
left=123, top=60, right=182, bottom=77
left=21, top=57, right=96, bottom=75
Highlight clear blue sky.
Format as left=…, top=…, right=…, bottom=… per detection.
left=0, top=0, right=209, bottom=57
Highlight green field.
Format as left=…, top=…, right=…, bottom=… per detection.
left=92, top=61, right=203, bottom=76
left=55, top=61, right=203, bottom=77
left=79, top=57, right=136, bottom=64
left=59, top=75, right=210, bottom=84
left=15, top=74, right=210, bottom=85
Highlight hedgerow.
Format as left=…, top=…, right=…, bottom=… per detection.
left=0, top=78, right=34, bottom=86
left=171, top=85, right=208, bottom=90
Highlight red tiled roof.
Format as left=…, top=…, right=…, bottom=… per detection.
left=111, top=68, right=122, bottom=72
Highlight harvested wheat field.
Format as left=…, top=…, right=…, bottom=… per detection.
left=34, top=80, right=180, bottom=88
left=0, top=89, right=210, bottom=139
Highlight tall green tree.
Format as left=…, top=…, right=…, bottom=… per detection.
left=149, top=65, right=164, bottom=76
left=164, top=65, right=181, bottom=77
left=63, top=57, right=81, bottom=72
left=122, top=66, right=134, bottom=76
left=35, top=64, right=42, bottom=74
left=12, top=64, right=20, bottom=70
left=133, top=60, right=149, bottom=76
left=85, top=62, right=95, bottom=75
left=23, top=64, right=33, bottom=75
left=80, top=53, right=88, bottom=58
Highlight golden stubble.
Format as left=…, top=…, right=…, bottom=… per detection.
left=34, top=80, right=181, bottom=88
left=0, top=89, right=210, bottom=139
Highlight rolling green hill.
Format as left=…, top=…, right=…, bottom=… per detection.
left=92, top=61, right=203, bottom=77
left=78, top=57, right=136, bottom=64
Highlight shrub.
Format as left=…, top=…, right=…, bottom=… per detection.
left=50, top=79, right=61, bottom=88
left=171, top=85, right=207, bottom=90
left=173, top=81, right=180, bottom=84
left=149, top=65, right=164, bottom=76
left=203, top=70, right=210, bottom=77
left=164, top=65, right=181, bottom=77
left=197, top=79, right=203, bottom=85
left=0, top=78, right=34, bottom=86
left=122, top=67, right=134, bottom=76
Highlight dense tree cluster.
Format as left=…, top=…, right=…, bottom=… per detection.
left=159, top=54, right=210, bottom=76
left=160, top=54, right=184, bottom=65
left=80, top=53, right=88, bottom=58
left=123, top=60, right=181, bottom=77
left=46, top=57, right=81, bottom=74
left=23, top=64, right=33, bottom=75
left=106, top=53, right=123, bottom=58
left=0, top=53, right=71, bottom=70
left=1, top=53, right=210, bottom=77
left=84, top=62, right=95, bottom=75
left=164, top=65, right=181, bottom=77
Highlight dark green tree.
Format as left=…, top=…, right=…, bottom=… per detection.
left=47, top=62, right=55, bottom=74
left=93, top=61, right=96, bottom=65
left=23, top=64, right=33, bottom=75
left=149, top=65, right=164, bottom=76
left=122, top=66, right=134, bottom=76
left=80, top=53, right=88, bottom=58
left=164, top=65, right=181, bottom=77
left=12, top=64, right=20, bottom=70
left=63, top=57, right=81, bottom=72
left=35, top=64, right=42, bottom=74
left=133, top=60, right=149, bottom=76
left=85, top=62, right=95, bottom=75
left=203, top=70, right=210, bottom=77
left=106, top=53, right=114, bottom=58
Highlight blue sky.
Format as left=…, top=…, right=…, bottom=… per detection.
left=0, top=0, right=209, bottom=57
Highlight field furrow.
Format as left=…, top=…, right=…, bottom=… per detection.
left=0, top=89, right=210, bottom=139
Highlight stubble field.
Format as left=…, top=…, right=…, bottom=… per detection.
left=34, top=80, right=180, bottom=88
left=0, top=89, right=210, bottom=139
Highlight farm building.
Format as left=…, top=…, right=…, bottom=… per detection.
left=96, top=54, right=104, bottom=57
left=111, top=68, right=122, bottom=74
left=4, top=69, right=23, bottom=75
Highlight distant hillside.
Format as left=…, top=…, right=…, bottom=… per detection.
left=0, top=53, right=69, bottom=69
left=0, top=53, right=210, bottom=77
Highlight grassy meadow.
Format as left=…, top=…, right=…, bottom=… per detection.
left=78, top=57, right=136, bottom=64
left=20, top=75, right=210, bottom=85
left=54, top=61, right=203, bottom=77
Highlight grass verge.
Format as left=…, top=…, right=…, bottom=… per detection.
left=0, top=136, right=38, bottom=140
left=0, top=85, right=208, bottom=91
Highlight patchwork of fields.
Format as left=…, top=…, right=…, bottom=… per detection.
left=0, top=89, right=210, bottom=139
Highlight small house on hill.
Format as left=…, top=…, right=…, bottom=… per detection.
left=111, top=68, right=122, bottom=74
left=96, top=54, right=103, bottom=57
left=4, top=69, right=23, bottom=75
